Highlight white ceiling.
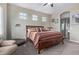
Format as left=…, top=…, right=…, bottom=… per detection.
left=12, top=3, right=79, bottom=14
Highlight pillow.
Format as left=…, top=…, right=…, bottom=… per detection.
left=39, top=27, right=43, bottom=32
left=27, top=28, right=38, bottom=38
left=36, top=28, right=40, bottom=32
left=42, top=28, right=49, bottom=31
left=28, top=28, right=36, bottom=32
left=39, top=27, right=49, bottom=32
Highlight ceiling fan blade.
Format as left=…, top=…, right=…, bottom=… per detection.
left=43, top=3, right=48, bottom=6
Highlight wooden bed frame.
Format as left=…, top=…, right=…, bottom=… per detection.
left=26, top=25, right=64, bottom=54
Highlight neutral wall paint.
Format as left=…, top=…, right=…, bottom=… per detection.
left=7, top=4, right=51, bottom=39
left=70, top=11, right=79, bottom=43
left=0, top=3, right=7, bottom=40
left=51, top=6, right=79, bottom=43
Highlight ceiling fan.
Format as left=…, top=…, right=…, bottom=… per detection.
left=42, top=3, right=53, bottom=7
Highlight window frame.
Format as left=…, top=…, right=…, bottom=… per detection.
left=19, top=12, right=27, bottom=20
left=32, top=15, right=38, bottom=21
left=42, top=16, right=47, bottom=22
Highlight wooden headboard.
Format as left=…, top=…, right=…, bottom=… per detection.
left=26, top=25, right=44, bottom=32
left=26, top=25, right=44, bottom=28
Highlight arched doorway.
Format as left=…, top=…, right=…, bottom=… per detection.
left=60, top=11, right=70, bottom=39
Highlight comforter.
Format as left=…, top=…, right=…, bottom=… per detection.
left=27, top=31, right=63, bottom=48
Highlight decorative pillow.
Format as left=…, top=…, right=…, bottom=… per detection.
left=42, top=28, right=49, bottom=31
left=27, top=28, right=36, bottom=37
left=39, top=27, right=43, bottom=32
left=39, top=27, right=49, bottom=32
left=36, top=28, right=40, bottom=32
left=28, top=28, right=36, bottom=32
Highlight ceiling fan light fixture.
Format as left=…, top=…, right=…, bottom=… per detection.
left=50, top=4, right=53, bottom=7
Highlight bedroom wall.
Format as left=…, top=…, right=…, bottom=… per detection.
left=70, top=11, right=79, bottom=43
left=51, top=5, right=79, bottom=43
left=0, top=3, right=7, bottom=40
left=7, top=4, right=51, bottom=40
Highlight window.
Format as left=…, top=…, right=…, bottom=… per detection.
left=0, top=7, right=2, bottom=35
left=32, top=15, right=38, bottom=21
left=19, top=12, right=27, bottom=20
left=42, top=17, right=47, bottom=22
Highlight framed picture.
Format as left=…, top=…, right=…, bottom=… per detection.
left=72, top=14, right=79, bottom=24
left=52, top=19, right=58, bottom=23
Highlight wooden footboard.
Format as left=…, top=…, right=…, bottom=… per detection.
left=37, top=37, right=64, bottom=54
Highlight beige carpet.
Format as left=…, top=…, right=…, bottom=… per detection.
left=13, top=40, right=79, bottom=55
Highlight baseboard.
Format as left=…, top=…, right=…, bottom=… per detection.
left=70, top=39, right=79, bottom=44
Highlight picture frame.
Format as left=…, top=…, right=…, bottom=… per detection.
left=72, top=14, right=79, bottom=24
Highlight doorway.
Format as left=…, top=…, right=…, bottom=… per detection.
left=60, top=12, right=70, bottom=39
